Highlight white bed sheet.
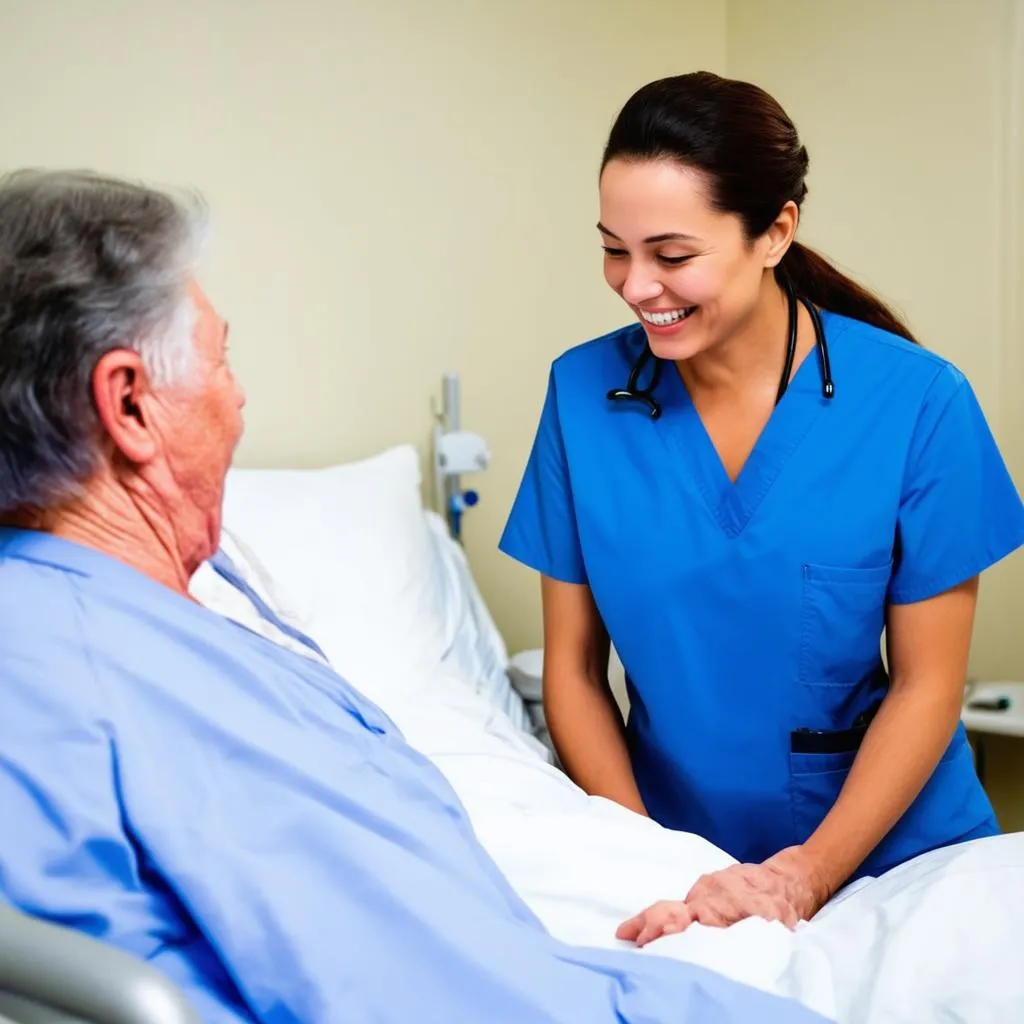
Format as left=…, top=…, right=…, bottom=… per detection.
left=390, top=668, right=1024, bottom=1024
left=195, top=466, right=1024, bottom=1024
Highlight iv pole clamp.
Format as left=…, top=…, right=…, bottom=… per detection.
left=432, top=372, right=491, bottom=542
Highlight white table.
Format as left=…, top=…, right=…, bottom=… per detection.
left=962, top=680, right=1024, bottom=784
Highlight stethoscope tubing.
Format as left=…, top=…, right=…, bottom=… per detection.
left=607, top=283, right=834, bottom=419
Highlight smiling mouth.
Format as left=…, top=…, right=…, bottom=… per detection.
left=639, top=306, right=697, bottom=326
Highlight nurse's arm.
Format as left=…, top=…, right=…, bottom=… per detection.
left=802, top=576, right=980, bottom=895
left=540, top=575, right=649, bottom=817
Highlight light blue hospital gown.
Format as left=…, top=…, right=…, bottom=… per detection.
left=0, top=529, right=829, bottom=1024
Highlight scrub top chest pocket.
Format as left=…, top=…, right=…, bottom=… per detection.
left=799, top=561, right=892, bottom=689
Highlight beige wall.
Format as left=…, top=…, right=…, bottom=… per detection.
left=2, top=1, right=1022, bottom=814
left=991, top=0, right=1024, bottom=828
left=1002, top=2, right=1024, bottom=527
left=727, top=0, right=1024, bottom=827
left=0, top=0, right=725, bottom=657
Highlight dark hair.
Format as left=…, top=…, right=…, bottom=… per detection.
left=601, top=71, right=917, bottom=343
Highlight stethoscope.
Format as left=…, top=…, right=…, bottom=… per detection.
left=606, top=279, right=835, bottom=420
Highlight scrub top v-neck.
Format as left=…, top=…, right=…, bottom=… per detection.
left=500, top=311, right=1024, bottom=879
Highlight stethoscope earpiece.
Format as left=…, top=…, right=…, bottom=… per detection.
left=801, top=295, right=835, bottom=401
left=606, top=345, right=664, bottom=418
left=606, top=386, right=662, bottom=419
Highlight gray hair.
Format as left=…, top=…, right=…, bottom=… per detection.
left=0, top=169, right=209, bottom=515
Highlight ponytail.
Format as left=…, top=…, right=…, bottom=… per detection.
left=779, top=241, right=917, bottom=344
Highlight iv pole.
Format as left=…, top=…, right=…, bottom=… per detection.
left=433, top=372, right=490, bottom=542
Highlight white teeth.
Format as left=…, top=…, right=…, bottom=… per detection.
left=641, top=307, right=695, bottom=326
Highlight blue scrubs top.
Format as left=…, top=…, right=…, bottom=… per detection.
left=500, top=312, right=1024, bottom=879
left=0, top=529, right=827, bottom=1024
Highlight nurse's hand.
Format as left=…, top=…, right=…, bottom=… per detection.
left=616, top=846, right=830, bottom=946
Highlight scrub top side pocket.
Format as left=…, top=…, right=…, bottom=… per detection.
left=789, top=748, right=857, bottom=848
left=789, top=727, right=999, bottom=877
left=799, top=562, right=891, bottom=688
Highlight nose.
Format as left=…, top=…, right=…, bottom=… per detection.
left=620, top=262, right=664, bottom=306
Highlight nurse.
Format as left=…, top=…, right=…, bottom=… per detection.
left=499, top=71, right=1024, bottom=939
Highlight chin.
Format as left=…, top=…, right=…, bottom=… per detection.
left=644, top=329, right=708, bottom=363
left=184, top=512, right=222, bottom=574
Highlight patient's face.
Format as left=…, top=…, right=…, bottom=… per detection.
left=155, top=280, right=246, bottom=565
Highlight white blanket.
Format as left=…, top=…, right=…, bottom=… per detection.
left=192, top=541, right=1024, bottom=1024
left=394, top=674, right=1024, bottom=1023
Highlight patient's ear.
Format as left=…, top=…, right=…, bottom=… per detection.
left=92, top=349, right=160, bottom=464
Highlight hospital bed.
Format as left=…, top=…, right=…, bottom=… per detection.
left=194, top=443, right=1024, bottom=1024
left=7, top=443, right=1021, bottom=1024
left=0, top=903, right=198, bottom=1024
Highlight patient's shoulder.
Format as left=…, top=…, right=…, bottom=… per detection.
left=0, top=549, right=81, bottom=641
left=0, top=556, right=105, bottom=723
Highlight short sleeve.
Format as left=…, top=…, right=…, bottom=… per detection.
left=888, top=369, right=1024, bottom=604
left=498, top=369, right=587, bottom=584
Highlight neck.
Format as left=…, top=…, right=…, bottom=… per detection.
left=7, top=471, right=210, bottom=597
left=677, top=277, right=808, bottom=400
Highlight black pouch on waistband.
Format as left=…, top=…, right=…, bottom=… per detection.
left=790, top=701, right=882, bottom=754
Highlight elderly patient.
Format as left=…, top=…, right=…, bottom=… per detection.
left=0, top=171, right=825, bottom=1024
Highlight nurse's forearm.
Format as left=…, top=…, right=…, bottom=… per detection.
left=544, top=676, right=648, bottom=817
left=802, top=681, right=962, bottom=896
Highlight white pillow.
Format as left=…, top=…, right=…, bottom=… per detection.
left=423, top=511, right=531, bottom=733
left=220, top=445, right=448, bottom=694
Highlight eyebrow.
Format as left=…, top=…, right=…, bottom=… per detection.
left=596, top=222, right=702, bottom=244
